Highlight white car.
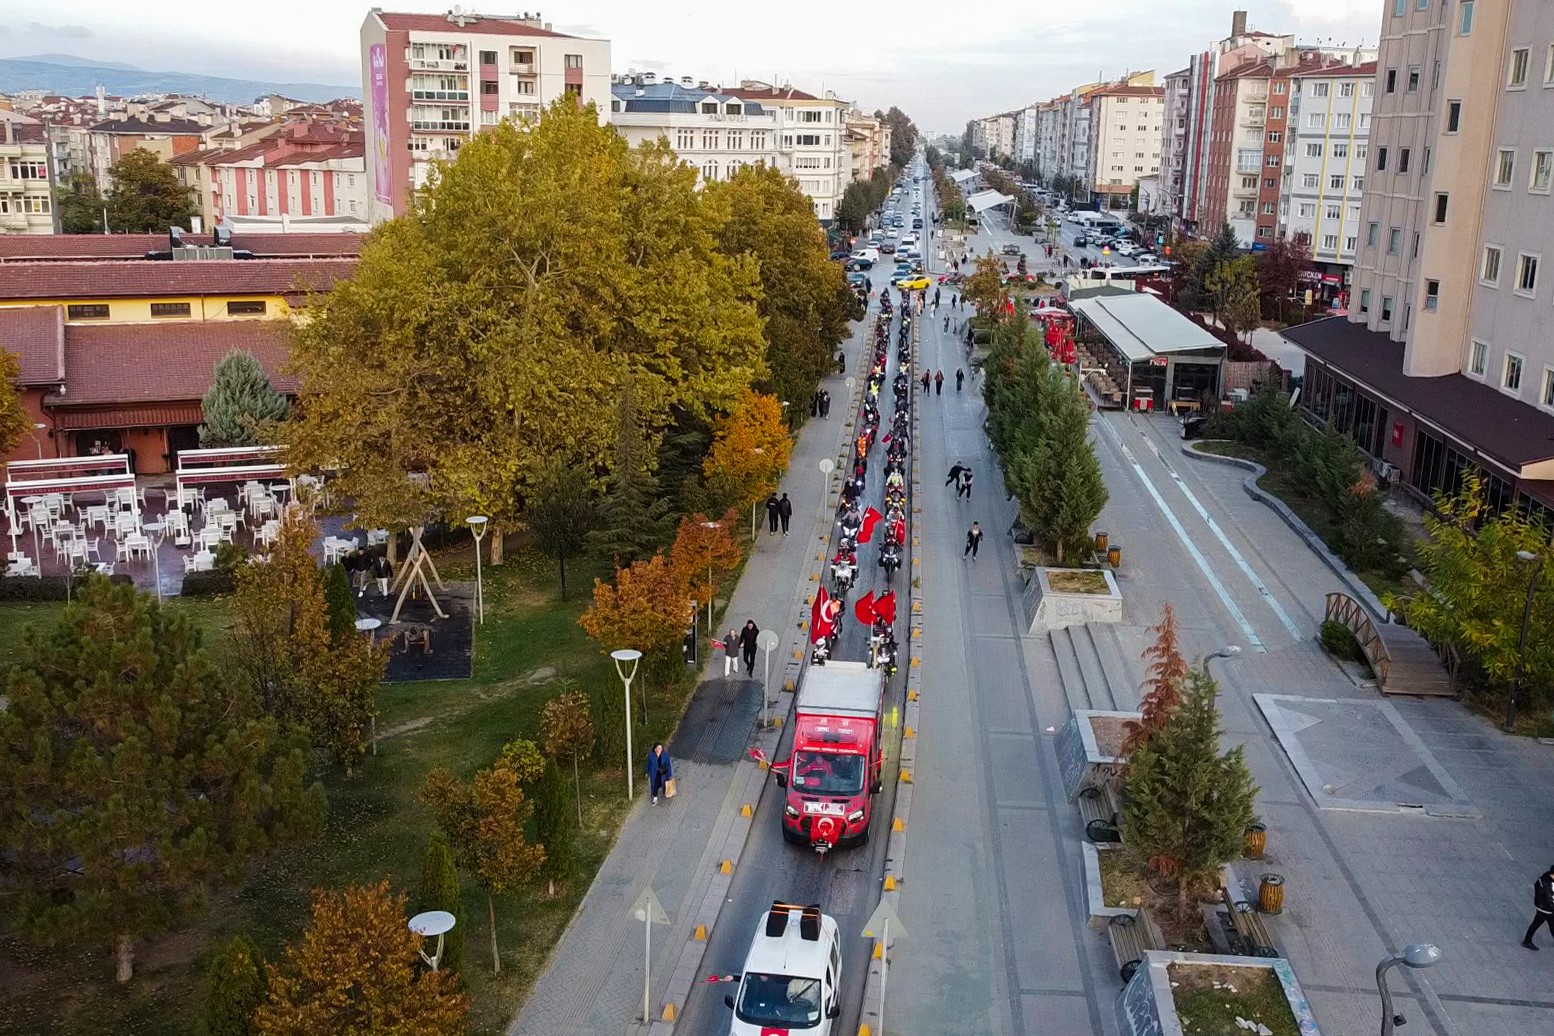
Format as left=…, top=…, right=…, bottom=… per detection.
left=1116, top=242, right=1139, bottom=257
left=723, top=903, right=841, bottom=1036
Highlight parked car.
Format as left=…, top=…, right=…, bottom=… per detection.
left=1180, top=412, right=1212, bottom=440
left=1001, top=243, right=1022, bottom=256
left=1073, top=233, right=1089, bottom=247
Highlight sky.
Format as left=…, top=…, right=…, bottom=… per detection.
left=4, top=0, right=1384, bottom=131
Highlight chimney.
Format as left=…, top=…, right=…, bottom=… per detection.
left=1231, top=10, right=1247, bottom=37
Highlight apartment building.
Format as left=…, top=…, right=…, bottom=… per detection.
left=844, top=108, right=890, bottom=181
left=1084, top=80, right=1164, bottom=206
left=0, top=114, right=55, bottom=235
left=1281, top=62, right=1375, bottom=301
left=172, top=122, right=369, bottom=231
left=608, top=78, right=779, bottom=186
left=1158, top=68, right=1191, bottom=219
left=1285, top=1, right=1554, bottom=522
left=1013, top=104, right=1039, bottom=165
left=360, top=8, right=612, bottom=222
left=1034, top=100, right=1062, bottom=181
left=1202, top=59, right=1292, bottom=246
left=85, top=115, right=206, bottom=187
left=724, top=81, right=852, bottom=223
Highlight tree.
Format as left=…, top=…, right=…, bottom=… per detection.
left=254, top=881, right=467, bottom=1036
left=0, top=348, right=29, bottom=460
left=592, top=677, right=628, bottom=769
left=540, top=688, right=595, bottom=825
left=322, top=562, right=357, bottom=640
left=421, top=752, right=545, bottom=973
left=961, top=253, right=1009, bottom=318
left=1123, top=668, right=1258, bottom=920
left=578, top=553, right=691, bottom=667
left=57, top=170, right=104, bottom=234
left=1254, top=236, right=1312, bottom=316
left=527, top=456, right=596, bottom=597
left=877, top=106, right=919, bottom=169
left=199, top=349, right=290, bottom=447
left=532, top=758, right=575, bottom=895
left=203, top=935, right=267, bottom=1036
left=0, top=578, right=323, bottom=983
left=1122, top=605, right=1189, bottom=754
left=1205, top=256, right=1263, bottom=341
left=418, top=832, right=465, bottom=975
left=589, top=381, right=675, bottom=566
left=703, top=389, right=793, bottom=512
left=668, top=511, right=743, bottom=619
left=104, top=148, right=197, bottom=233
left=1018, top=373, right=1107, bottom=563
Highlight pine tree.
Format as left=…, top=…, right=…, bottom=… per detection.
left=199, top=349, right=290, bottom=447
left=322, top=562, right=357, bottom=641
left=533, top=757, right=576, bottom=896
left=1123, top=668, right=1259, bottom=921
left=418, top=832, right=465, bottom=975
left=203, top=934, right=266, bottom=1036
left=589, top=383, right=675, bottom=566
left=1122, top=605, right=1190, bottom=755
left=592, top=681, right=627, bottom=769
left=1019, top=379, right=1107, bottom=563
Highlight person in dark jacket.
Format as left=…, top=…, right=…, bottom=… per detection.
left=946, top=462, right=966, bottom=488
left=646, top=743, right=674, bottom=804
left=777, top=493, right=793, bottom=535
left=964, top=522, right=983, bottom=559
left=934, top=370, right=944, bottom=395
left=956, top=368, right=965, bottom=391
left=1524, top=864, right=1554, bottom=948
left=371, top=553, right=393, bottom=597
left=738, top=619, right=760, bottom=677
left=765, top=493, right=780, bottom=535
left=722, top=628, right=739, bottom=678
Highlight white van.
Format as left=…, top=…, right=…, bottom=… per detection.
left=723, top=902, right=841, bottom=1035
left=850, top=247, right=880, bottom=265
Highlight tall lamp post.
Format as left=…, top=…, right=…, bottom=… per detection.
left=1503, top=549, right=1543, bottom=733
left=1377, top=942, right=1442, bottom=1036
left=28, top=421, right=47, bottom=459
left=143, top=521, right=166, bottom=604
left=1205, top=645, right=1241, bottom=684
left=700, top=519, right=720, bottom=634
left=611, top=648, right=643, bottom=801
left=466, top=515, right=488, bottom=625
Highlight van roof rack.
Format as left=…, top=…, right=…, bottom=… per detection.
left=765, top=901, right=823, bottom=941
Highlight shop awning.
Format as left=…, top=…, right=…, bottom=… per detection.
left=53, top=403, right=203, bottom=431
left=949, top=168, right=977, bottom=186
left=1070, top=292, right=1224, bottom=364
left=965, top=190, right=1015, bottom=213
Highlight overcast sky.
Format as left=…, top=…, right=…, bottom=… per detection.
left=5, top=0, right=1383, bottom=132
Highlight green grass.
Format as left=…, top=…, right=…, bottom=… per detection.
left=1167, top=962, right=1300, bottom=1036
left=0, top=544, right=706, bottom=1036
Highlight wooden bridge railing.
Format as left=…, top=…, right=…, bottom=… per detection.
left=1324, top=592, right=1390, bottom=685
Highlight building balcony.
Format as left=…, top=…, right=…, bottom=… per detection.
left=1241, top=114, right=1265, bottom=128
left=411, top=90, right=470, bottom=102
left=409, top=58, right=469, bottom=73
left=510, top=63, right=535, bottom=75
left=410, top=120, right=472, bottom=132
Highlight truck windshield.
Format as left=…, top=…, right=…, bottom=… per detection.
left=736, top=973, right=822, bottom=1029
left=791, top=752, right=865, bottom=795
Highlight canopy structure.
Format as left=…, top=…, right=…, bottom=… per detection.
left=965, top=189, right=1016, bottom=213
left=949, top=168, right=978, bottom=186
left=6, top=454, right=133, bottom=524
left=174, top=445, right=287, bottom=495
left=1068, top=291, right=1226, bottom=412
left=1068, top=293, right=1223, bottom=363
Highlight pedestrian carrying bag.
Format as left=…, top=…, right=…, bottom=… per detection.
left=664, top=778, right=677, bottom=799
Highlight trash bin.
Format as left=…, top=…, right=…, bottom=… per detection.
left=1094, top=531, right=1109, bottom=554
left=1258, top=873, right=1285, bottom=915
left=1106, top=544, right=1122, bottom=568
left=1244, top=822, right=1268, bottom=860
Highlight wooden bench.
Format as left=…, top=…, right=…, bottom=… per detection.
left=1107, top=908, right=1164, bottom=982
left=1220, top=882, right=1278, bottom=958
left=1078, top=781, right=1122, bottom=844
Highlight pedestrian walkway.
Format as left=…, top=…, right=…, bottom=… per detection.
left=507, top=314, right=870, bottom=1036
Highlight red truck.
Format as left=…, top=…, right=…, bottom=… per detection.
left=773, top=661, right=887, bottom=854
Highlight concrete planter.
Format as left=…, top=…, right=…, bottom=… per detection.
left=1024, top=566, right=1122, bottom=633
left=1055, top=709, right=1141, bottom=801
left=1117, top=951, right=1323, bottom=1036
left=1082, top=842, right=1138, bottom=931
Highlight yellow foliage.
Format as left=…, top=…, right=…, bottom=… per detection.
left=703, top=389, right=793, bottom=511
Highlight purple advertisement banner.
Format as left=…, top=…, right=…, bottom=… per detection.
left=370, top=44, right=390, bottom=204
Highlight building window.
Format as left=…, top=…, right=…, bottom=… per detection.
left=1433, top=193, right=1449, bottom=223
left=1398, top=148, right=1411, bottom=173
left=1510, top=49, right=1530, bottom=89
left=1359, top=289, right=1371, bottom=314
left=1377, top=146, right=1388, bottom=171
left=1264, top=177, right=1277, bottom=188
left=1504, top=353, right=1525, bottom=393
left=1353, top=176, right=1365, bottom=191
left=1469, top=339, right=1488, bottom=377
left=1532, top=150, right=1553, bottom=193
left=1446, top=100, right=1461, bottom=133
left=1268, top=131, right=1281, bottom=143
left=478, top=50, right=497, bottom=65
left=1345, top=235, right=1358, bottom=252
left=7, top=159, right=47, bottom=179
left=1262, top=202, right=1276, bottom=215
left=564, top=54, right=583, bottom=69
left=1407, top=66, right=1421, bottom=91
left=150, top=302, right=192, bottom=319
left=227, top=300, right=266, bottom=316
left=1381, top=295, right=1394, bottom=322
left=1388, top=228, right=1402, bottom=254
left=1322, top=233, right=1339, bottom=250
left=1303, top=173, right=1319, bottom=189
left=1518, top=253, right=1541, bottom=296
left=1333, top=142, right=1349, bottom=159
left=1482, top=245, right=1503, bottom=285
left=1307, top=112, right=1324, bottom=128
left=1306, top=143, right=1323, bottom=158
left=1459, top=0, right=1474, bottom=34
left=1330, top=174, right=1345, bottom=190
left=1542, top=368, right=1554, bottom=409
left=1299, top=202, right=1317, bottom=218
left=1340, top=81, right=1355, bottom=98
left=66, top=304, right=109, bottom=320
left=1424, top=279, right=1439, bottom=311
left=1367, top=222, right=1380, bottom=247
left=1547, top=44, right=1554, bottom=86
left=1385, top=68, right=1397, bottom=93
left=1496, top=148, right=1517, bottom=187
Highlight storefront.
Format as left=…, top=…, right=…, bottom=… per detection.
left=1069, top=291, right=1226, bottom=412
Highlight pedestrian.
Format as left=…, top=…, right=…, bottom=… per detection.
left=722, top=628, right=739, bottom=678
left=934, top=370, right=944, bottom=395
left=933, top=287, right=941, bottom=307
left=646, top=743, right=674, bottom=805
left=778, top=493, right=792, bottom=535
left=951, top=293, right=958, bottom=309
left=766, top=493, right=780, bottom=535
left=958, top=469, right=974, bottom=500
left=964, top=522, right=983, bottom=559
left=344, top=547, right=369, bottom=597
left=956, top=368, right=965, bottom=391
left=738, top=619, right=760, bottom=677
left=810, top=390, right=820, bottom=417
left=946, top=462, right=966, bottom=487
left=820, top=390, right=831, bottom=418
left=371, top=553, right=393, bottom=597
left=944, top=315, right=949, bottom=332
left=921, top=370, right=931, bottom=392
left=1525, top=864, right=1554, bottom=949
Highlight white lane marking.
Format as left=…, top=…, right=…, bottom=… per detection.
left=1137, top=428, right=1306, bottom=642
left=1098, top=419, right=1267, bottom=653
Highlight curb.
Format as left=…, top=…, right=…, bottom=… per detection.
left=1177, top=442, right=1392, bottom=623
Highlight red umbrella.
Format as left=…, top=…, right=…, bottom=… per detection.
left=853, top=590, right=876, bottom=627
left=874, top=591, right=897, bottom=625
left=859, top=506, right=882, bottom=543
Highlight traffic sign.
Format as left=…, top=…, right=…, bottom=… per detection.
left=862, top=898, right=907, bottom=941
left=631, top=886, right=670, bottom=925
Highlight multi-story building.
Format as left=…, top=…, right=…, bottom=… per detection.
left=1083, top=79, right=1164, bottom=207
left=1158, top=68, right=1192, bottom=219
left=724, top=81, right=852, bottom=223
left=359, top=8, right=612, bottom=223
left=1280, top=62, right=1375, bottom=300
left=1034, top=100, right=1062, bottom=181
left=1285, top=1, right=1554, bottom=522
left=844, top=108, right=890, bottom=181
left=608, top=78, right=779, bottom=186
left=86, top=114, right=207, bottom=188
left=1202, top=59, right=1292, bottom=246
left=172, top=122, right=369, bottom=231
left=0, top=113, right=56, bottom=235
left=1013, top=104, right=1039, bottom=166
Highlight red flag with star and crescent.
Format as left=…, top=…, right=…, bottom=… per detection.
left=874, top=591, right=897, bottom=625
left=810, top=586, right=833, bottom=644
left=859, top=506, right=882, bottom=544
left=853, top=590, right=876, bottom=627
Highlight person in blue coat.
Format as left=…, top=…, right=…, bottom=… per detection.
left=646, top=743, right=674, bottom=805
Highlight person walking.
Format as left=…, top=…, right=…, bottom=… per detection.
left=943, top=315, right=950, bottom=332
left=766, top=493, right=781, bottom=535
left=1525, top=864, right=1554, bottom=949
left=820, top=390, right=831, bottom=418
left=722, top=628, right=739, bottom=678
left=933, top=287, right=941, bottom=307
left=646, top=743, right=674, bottom=805
left=778, top=493, right=793, bottom=535
left=920, top=370, right=931, bottom=393
left=934, top=370, right=944, bottom=395
left=956, top=368, right=965, bottom=391
left=738, top=619, right=761, bottom=677
left=371, top=553, right=393, bottom=597
left=964, top=522, right=983, bottom=559
left=958, top=469, right=975, bottom=500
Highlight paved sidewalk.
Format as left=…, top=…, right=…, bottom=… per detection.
left=508, top=324, right=869, bottom=1036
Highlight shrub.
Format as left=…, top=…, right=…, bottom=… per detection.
left=592, top=682, right=627, bottom=768
left=0, top=575, right=71, bottom=601
left=180, top=569, right=237, bottom=597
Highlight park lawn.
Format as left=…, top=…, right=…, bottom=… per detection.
left=0, top=546, right=702, bottom=1036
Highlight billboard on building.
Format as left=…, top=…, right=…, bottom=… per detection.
left=370, top=44, right=391, bottom=204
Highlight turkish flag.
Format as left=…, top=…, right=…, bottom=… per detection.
left=810, top=587, right=831, bottom=644
left=854, top=591, right=876, bottom=626
left=859, top=506, right=882, bottom=544
left=890, top=517, right=906, bottom=545
left=874, top=591, right=897, bottom=625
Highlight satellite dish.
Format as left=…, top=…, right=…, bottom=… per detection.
left=409, top=910, right=456, bottom=937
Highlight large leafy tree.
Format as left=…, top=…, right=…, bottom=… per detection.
left=526, top=455, right=596, bottom=598
left=0, top=348, right=29, bottom=459
left=578, top=553, right=692, bottom=669
left=668, top=510, right=743, bottom=618
left=199, top=349, right=291, bottom=447
left=254, top=881, right=467, bottom=1036
left=57, top=170, right=104, bottom=234
left=1254, top=236, right=1312, bottom=315
left=876, top=106, right=918, bottom=168
left=703, top=389, right=793, bottom=513
left=589, top=381, right=675, bottom=566
left=0, top=579, right=323, bottom=983
left=1205, top=256, right=1263, bottom=341
left=105, top=148, right=197, bottom=233
left=287, top=98, right=766, bottom=547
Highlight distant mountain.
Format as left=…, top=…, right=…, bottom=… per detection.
left=0, top=55, right=359, bottom=105
left=10, top=53, right=143, bottom=72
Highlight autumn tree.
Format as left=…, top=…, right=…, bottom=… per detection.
left=961, top=252, right=1009, bottom=318
left=203, top=935, right=267, bottom=1036
left=540, top=688, right=596, bottom=825
left=578, top=553, right=691, bottom=674
left=1122, top=605, right=1190, bottom=754
left=589, top=381, right=674, bottom=566
left=418, top=832, right=465, bottom=975
left=421, top=749, right=545, bottom=973
left=668, top=510, right=743, bottom=620
left=1254, top=236, right=1312, bottom=316
left=0, top=578, right=323, bottom=983
left=526, top=455, right=596, bottom=598
left=1206, top=256, right=1263, bottom=341
left=703, top=389, right=793, bottom=513
left=0, top=348, right=29, bottom=459
left=254, top=881, right=467, bottom=1036
left=199, top=349, right=290, bottom=447
left=105, top=148, right=197, bottom=233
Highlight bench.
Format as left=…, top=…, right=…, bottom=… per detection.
left=1220, top=882, right=1278, bottom=958
left=1078, top=781, right=1123, bottom=844
left=1107, top=908, right=1164, bottom=982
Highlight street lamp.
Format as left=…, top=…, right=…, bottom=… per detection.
left=749, top=447, right=765, bottom=542
left=1504, top=550, right=1542, bottom=733
left=28, top=422, right=46, bottom=460
left=408, top=911, right=456, bottom=971
left=611, top=648, right=643, bottom=801
left=1377, top=942, right=1442, bottom=1036
left=1205, top=645, right=1241, bottom=684
left=143, top=520, right=166, bottom=603
left=700, top=520, right=720, bottom=634
left=466, top=515, right=488, bottom=626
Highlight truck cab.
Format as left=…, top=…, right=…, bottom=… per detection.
left=775, top=662, right=885, bottom=853
left=724, top=902, right=842, bottom=1036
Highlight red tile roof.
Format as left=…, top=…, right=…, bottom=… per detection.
left=0, top=234, right=366, bottom=263
left=375, top=11, right=578, bottom=37
left=1092, top=85, right=1165, bottom=98
left=0, top=259, right=356, bottom=301
left=0, top=305, right=65, bottom=385
left=724, top=84, right=826, bottom=103
left=1290, top=60, right=1378, bottom=77
left=50, top=320, right=296, bottom=406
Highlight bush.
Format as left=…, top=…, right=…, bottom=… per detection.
left=180, top=568, right=237, bottom=597
left=0, top=575, right=70, bottom=601
left=417, top=832, right=465, bottom=975
left=202, top=934, right=265, bottom=1036
left=592, top=682, right=627, bottom=768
